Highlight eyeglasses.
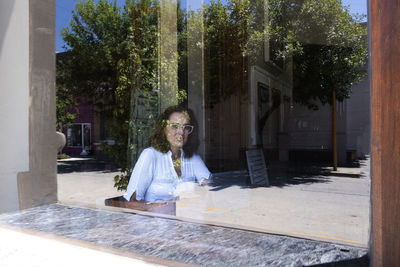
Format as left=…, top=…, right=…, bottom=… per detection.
left=168, top=123, right=194, bottom=134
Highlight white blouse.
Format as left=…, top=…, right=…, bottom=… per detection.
left=123, top=147, right=211, bottom=202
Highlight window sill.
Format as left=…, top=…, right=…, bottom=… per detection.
left=0, top=204, right=368, bottom=266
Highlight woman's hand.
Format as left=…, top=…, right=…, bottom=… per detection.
left=201, top=179, right=209, bottom=186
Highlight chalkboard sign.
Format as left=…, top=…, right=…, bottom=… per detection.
left=246, top=149, right=269, bottom=186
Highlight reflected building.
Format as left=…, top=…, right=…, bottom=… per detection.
left=56, top=0, right=370, bottom=171
left=182, top=2, right=370, bottom=171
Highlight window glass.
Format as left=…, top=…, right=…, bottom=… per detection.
left=83, top=124, right=91, bottom=151
left=56, top=0, right=370, bottom=246
left=67, top=124, right=82, bottom=147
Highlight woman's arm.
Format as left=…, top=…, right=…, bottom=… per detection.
left=123, top=148, right=154, bottom=201
left=192, top=155, right=212, bottom=186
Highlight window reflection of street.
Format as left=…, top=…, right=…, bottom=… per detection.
left=56, top=0, right=370, bottom=249
left=58, top=157, right=370, bottom=246
left=175, top=158, right=370, bottom=246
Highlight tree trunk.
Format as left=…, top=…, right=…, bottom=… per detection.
left=258, top=98, right=281, bottom=146
left=127, top=85, right=136, bottom=171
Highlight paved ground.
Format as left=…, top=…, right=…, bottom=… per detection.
left=57, top=157, right=370, bottom=247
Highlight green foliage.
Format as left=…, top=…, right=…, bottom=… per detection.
left=60, top=0, right=127, bottom=97
left=56, top=51, right=79, bottom=131
left=59, top=0, right=161, bottom=191
left=57, top=153, right=70, bottom=160
left=202, top=0, right=367, bottom=108
left=56, top=83, right=79, bottom=131
left=267, top=0, right=368, bottom=107
left=203, top=0, right=254, bottom=106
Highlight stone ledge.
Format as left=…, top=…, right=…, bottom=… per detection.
left=0, top=204, right=368, bottom=266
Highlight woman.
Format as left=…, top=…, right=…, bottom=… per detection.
left=123, top=105, right=211, bottom=203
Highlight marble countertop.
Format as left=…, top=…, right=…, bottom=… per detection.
left=0, top=204, right=368, bottom=266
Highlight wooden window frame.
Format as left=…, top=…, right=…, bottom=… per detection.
left=370, top=0, right=400, bottom=265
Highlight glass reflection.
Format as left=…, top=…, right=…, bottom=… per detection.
left=57, top=0, right=369, bottom=246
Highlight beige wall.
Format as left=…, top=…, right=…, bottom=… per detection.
left=0, top=0, right=30, bottom=212
left=0, top=0, right=57, bottom=213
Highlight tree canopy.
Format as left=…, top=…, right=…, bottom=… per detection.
left=202, top=0, right=367, bottom=107
left=58, top=0, right=160, bottom=190
left=277, top=0, right=368, bottom=107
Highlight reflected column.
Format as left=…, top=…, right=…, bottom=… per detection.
left=159, top=0, right=178, bottom=111
left=187, top=2, right=205, bottom=158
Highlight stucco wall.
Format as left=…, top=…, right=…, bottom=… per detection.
left=0, top=0, right=30, bottom=212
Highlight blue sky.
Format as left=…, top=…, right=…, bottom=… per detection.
left=56, top=0, right=368, bottom=52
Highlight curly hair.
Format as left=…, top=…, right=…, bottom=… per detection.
left=150, top=105, right=199, bottom=158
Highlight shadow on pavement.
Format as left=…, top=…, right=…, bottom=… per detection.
left=267, top=161, right=334, bottom=188
left=208, top=157, right=369, bottom=190
left=57, top=157, right=120, bottom=173
left=58, top=157, right=363, bottom=191
left=209, top=162, right=335, bottom=191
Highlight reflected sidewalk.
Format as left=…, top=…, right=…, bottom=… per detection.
left=57, top=156, right=370, bottom=246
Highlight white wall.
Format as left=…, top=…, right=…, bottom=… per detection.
left=0, top=0, right=30, bottom=212
left=346, top=73, right=371, bottom=158
left=249, top=66, right=291, bottom=147
left=286, top=100, right=347, bottom=163
left=287, top=103, right=334, bottom=150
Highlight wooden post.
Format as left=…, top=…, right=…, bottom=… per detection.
left=332, top=90, right=337, bottom=171
left=370, top=0, right=400, bottom=266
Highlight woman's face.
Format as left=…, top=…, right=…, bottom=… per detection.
left=165, top=112, right=190, bottom=151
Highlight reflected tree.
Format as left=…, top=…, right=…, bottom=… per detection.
left=58, top=0, right=161, bottom=190
left=59, top=0, right=188, bottom=190
left=58, top=0, right=130, bottom=178
left=200, top=0, right=367, bottom=151
left=268, top=0, right=368, bottom=168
